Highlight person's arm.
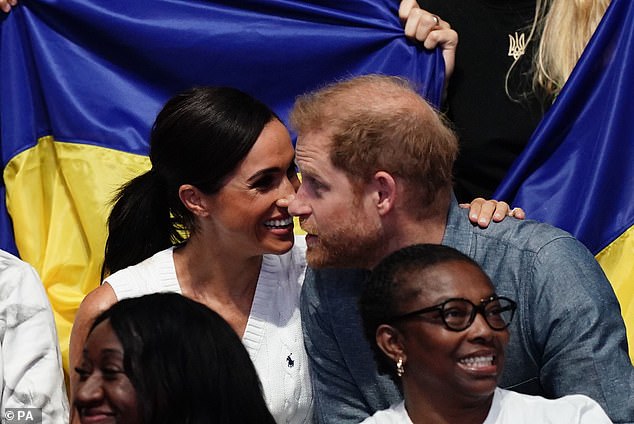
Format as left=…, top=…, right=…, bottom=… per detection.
left=399, top=0, right=457, bottom=83
left=0, top=256, right=69, bottom=423
left=301, top=269, right=397, bottom=424
left=530, top=237, right=634, bottom=423
left=68, top=283, right=118, bottom=423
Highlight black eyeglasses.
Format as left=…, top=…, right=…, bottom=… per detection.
left=390, top=295, right=517, bottom=332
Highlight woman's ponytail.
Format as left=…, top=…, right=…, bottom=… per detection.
left=102, top=169, right=184, bottom=277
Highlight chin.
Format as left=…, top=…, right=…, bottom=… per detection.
left=264, top=239, right=295, bottom=255
left=461, top=379, right=498, bottom=401
left=305, top=247, right=367, bottom=269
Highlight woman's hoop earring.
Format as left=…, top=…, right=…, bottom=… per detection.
left=396, top=358, right=405, bottom=377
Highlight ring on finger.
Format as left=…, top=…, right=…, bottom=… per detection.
left=431, top=14, right=440, bottom=26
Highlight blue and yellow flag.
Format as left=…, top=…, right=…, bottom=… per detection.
left=495, top=0, right=634, bottom=358
left=0, top=0, right=443, bottom=371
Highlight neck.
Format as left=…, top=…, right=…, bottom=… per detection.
left=404, top=383, right=494, bottom=424
left=173, top=233, right=263, bottom=337
left=368, top=192, right=450, bottom=269
left=175, top=234, right=262, bottom=297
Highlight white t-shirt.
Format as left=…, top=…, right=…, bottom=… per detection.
left=105, top=236, right=313, bottom=424
left=360, top=388, right=612, bottom=424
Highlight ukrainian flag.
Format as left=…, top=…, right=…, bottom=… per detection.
left=0, top=0, right=444, bottom=372
left=495, top=0, right=634, bottom=359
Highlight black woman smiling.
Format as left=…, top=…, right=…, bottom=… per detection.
left=359, top=244, right=612, bottom=424
left=74, top=293, right=276, bottom=424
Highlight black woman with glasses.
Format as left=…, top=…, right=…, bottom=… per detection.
left=359, top=244, right=612, bottom=424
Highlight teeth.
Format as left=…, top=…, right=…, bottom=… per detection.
left=459, top=355, right=494, bottom=367
left=265, top=217, right=293, bottom=228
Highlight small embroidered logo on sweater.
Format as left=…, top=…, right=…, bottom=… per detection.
left=286, top=353, right=295, bottom=368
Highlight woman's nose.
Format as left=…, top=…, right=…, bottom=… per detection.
left=276, top=194, right=295, bottom=209
left=468, top=312, right=495, bottom=342
left=74, top=374, right=104, bottom=406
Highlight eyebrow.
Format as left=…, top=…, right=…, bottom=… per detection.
left=246, top=156, right=296, bottom=184
left=81, top=347, right=124, bottom=360
left=295, top=162, right=318, bottom=178
left=246, top=167, right=282, bottom=184
left=100, top=348, right=124, bottom=358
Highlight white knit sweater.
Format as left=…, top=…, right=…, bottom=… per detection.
left=105, top=237, right=313, bottom=424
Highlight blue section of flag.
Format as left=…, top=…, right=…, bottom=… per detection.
left=494, top=0, right=634, bottom=255
left=0, top=185, right=17, bottom=256
left=0, top=0, right=444, bottom=253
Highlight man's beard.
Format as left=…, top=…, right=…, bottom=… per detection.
left=304, top=215, right=385, bottom=270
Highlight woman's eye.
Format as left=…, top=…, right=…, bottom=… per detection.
left=287, top=165, right=298, bottom=180
left=487, top=307, right=503, bottom=316
left=252, top=175, right=275, bottom=190
left=74, top=367, right=90, bottom=380
left=102, top=368, right=125, bottom=380
left=443, top=308, right=467, bottom=319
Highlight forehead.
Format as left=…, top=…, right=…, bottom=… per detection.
left=294, top=129, right=343, bottom=179
left=400, top=260, right=494, bottom=306
left=295, top=130, right=331, bottom=163
left=237, top=120, right=294, bottom=171
left=85, top=319, right=123, bottom=355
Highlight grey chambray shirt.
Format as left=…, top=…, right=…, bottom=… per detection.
left=301, top=195, right=634, bottom=424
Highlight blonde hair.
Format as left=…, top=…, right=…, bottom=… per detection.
left=507, top=0, right=610, bottom=98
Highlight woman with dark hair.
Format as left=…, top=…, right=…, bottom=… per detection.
left=70, top=86, right=312, bottom=423
left=359, top=244, right=612, bottom=424
left=69, top=85, right=514, bottom=424
left=74, top=293, right=276, bottom=424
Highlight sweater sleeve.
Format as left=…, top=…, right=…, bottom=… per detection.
left=0, top=251, right=69, bottom=423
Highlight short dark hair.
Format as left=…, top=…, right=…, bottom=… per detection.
left=89, top=293, right=276, bottom=424
left=359, top=244, right=481, bottom=380
left=104, top=86, right=278, bottom=275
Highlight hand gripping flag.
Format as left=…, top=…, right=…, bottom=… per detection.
left=0, top=0, right=444, bottom=371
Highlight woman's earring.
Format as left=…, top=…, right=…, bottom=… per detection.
left=396, top=358, right=405, bottom=377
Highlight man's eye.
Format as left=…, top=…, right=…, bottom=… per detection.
left=307, top=177, right=324, bottom=190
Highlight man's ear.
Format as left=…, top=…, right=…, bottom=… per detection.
left=376, top=324, right=406, bottom=363
left=178, top=184, right=210, bottom=218
left=372, top=171, right=397, bottom=216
